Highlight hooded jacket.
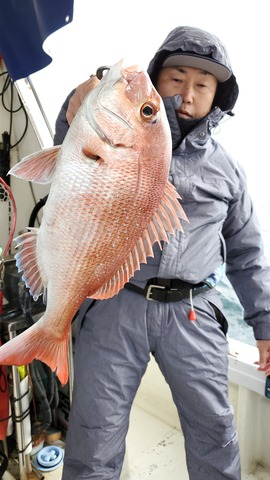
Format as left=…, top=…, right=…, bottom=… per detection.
left=133, top=26, right=270, bottom=340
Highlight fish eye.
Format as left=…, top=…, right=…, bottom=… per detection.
left=140, top=102, right=158, bottom=122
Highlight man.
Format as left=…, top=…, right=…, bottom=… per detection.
left=55, top=26, right=270, bottom=480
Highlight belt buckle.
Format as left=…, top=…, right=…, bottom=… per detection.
left=146, top=284, right=166, bottom=301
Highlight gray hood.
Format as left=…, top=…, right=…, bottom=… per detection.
left=147, top=26, right=239, bottom=114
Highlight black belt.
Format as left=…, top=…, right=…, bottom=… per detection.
left=124, top=278, right=211, bottom=303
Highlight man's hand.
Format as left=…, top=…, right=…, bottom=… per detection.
left=255, top=340, right=270, bottom=375
left=66, top=75, right=100, bottom=125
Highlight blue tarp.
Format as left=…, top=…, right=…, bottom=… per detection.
left=0, top=0, right=74, bottom=81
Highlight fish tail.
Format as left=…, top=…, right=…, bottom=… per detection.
left=0, top=319, right=69, bottom=385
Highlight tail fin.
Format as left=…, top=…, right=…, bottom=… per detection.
left=0, top=320, right=69, bottom=385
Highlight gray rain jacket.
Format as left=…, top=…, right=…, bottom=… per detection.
left=143, top=26, right=270, bottom=340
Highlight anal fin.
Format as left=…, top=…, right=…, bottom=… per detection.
left=14, top=228, right=45, bottom=301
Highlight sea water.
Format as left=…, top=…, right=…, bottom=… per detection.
left=218, top=277, right=254, bottom=345
left=219, top=200, right=270, bottom=347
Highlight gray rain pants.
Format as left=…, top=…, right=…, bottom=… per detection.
left=62, top=287, right=241, bottom=479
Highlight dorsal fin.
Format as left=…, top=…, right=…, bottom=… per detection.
left=14, top=228, right=46, bottom=301
left=9, top=146, right=61, bottom=184
left=92, top=181, right=187, bottom=299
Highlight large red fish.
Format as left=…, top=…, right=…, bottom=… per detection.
left=0, top=60, right=187, bottom=384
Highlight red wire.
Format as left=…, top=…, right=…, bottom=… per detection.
left=0, top=177, right=17, bottom=313
left=0, top=177, right=17, bottom=257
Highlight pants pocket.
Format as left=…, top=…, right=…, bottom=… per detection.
left=208, top=300, right=228, bottom=335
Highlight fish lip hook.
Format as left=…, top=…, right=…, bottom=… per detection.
left=96, top=65, right=111, bottom=80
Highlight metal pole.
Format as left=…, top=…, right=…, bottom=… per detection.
left=8, top=319, right=32, bottom=480
left=68, top=332, right=74, bottom=406
left=10, top=361, right=27, bottom=480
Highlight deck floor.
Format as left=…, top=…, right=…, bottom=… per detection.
left=3, top=403, right=270, bottom=480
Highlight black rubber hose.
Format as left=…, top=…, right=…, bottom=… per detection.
left=28, top=195, right=48, bottom=228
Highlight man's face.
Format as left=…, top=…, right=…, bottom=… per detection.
left=156, top=66, right=218, bottom=119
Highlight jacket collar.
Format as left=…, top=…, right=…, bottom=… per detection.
left=163, top=96, right=226, bottom=150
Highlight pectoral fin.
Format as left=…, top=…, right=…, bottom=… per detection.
left=9, top=146, right=61, bottom=184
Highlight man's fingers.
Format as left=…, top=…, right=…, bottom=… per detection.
left=256, top=340, right=270, bottom=374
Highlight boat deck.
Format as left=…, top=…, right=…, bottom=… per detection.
left=4, top=401, right=270, bottom=480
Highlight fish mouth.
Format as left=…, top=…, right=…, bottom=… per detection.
left=86, top=59, right=155, bottom=148
left=102, top=104, right=132, bottom=130
left=92, top=103, right=133, bottom=149
left=86, top=97, right=132, bottom=147
left=87, top=61, right=135, bottom=146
